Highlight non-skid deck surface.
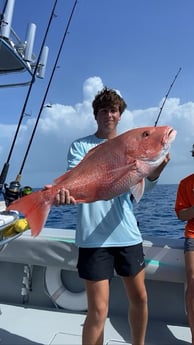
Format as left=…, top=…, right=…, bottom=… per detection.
left=0, top=304, right=191, bottom=345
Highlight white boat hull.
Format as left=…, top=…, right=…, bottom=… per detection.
left=0, top=227, right=190, bottom=344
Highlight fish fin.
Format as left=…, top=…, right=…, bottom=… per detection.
left=7, top=190, right=52, bottom=237
left=54, top=170, right=71, bottom=185
left=130, top=179, right=145, bottom=203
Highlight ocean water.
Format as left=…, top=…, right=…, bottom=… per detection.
left=45, top=184, right=185, bottom=239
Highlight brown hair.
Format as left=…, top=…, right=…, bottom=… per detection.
left=92, top=87, right=127, bottom=117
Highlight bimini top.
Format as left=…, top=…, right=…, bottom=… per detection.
left=0, top=37, right=33, bottom=75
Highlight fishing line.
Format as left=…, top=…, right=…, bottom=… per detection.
left=0, top=0, right=58, bottom=192
left=154, top=67, right=182, bottom=127
left=16, top=0, right=78, bottom=181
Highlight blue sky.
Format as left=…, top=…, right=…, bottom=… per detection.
left=0, top=0, right=194, bottom=188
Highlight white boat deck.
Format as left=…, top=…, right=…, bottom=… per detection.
left=0, top=303, right=191, bottom=344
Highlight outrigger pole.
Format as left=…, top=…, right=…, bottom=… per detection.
left=0, top=0, right=58, bottom=192
left=16, top=0, right=78, bottom=182
left=154, top=67, right=182, bottom=127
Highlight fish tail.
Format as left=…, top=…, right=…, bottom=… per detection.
left=7, top=190, right=52, bottom=237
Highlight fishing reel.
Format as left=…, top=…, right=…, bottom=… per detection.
left=4, top=180, right=22, bottom=207
left=3, top=181, right=33, bottom=206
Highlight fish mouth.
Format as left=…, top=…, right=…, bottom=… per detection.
left=146, top=127, right=177, bottom=165
left=168, top=127, right=177, bottom=141
left=162, top=127, right=177, bottom=146
left=153, top=127, right=176, bottom=163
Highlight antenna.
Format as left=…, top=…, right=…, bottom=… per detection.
left=0, top=0, right=15, bottom=39
left=24, top=23, right=36, bottom=62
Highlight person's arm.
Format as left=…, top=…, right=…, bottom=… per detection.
left=177, top=206, right=194, bottom=221
left=175, top=176, right=194, bottom=221
left=145, top=153, right=170, bottom=192
left=175, top=179, right=194, bottom=221
left=67, top=140, right=85, bottom=170
left=43, top=184, right=76, bottom=206
left=54, top=188, right=76, bottom=206
left=147, top=153, right=170, bottom=182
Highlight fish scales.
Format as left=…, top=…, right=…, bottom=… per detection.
left=7, top=126, right=177, bottom=236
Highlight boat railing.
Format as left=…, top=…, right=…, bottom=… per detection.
left=0, top=230, right=21, bottom=251
left=0, top=207, right=22, bottom=251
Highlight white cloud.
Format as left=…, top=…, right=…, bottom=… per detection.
left=82, top=76, right=104, bottom=101
left=0, top=76, right=193, bottom=188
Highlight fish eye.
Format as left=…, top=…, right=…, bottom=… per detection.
left=142, top=130, right=150, bottom=137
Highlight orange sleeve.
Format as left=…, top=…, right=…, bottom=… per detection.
left=175, top=176, right=194, bottom=216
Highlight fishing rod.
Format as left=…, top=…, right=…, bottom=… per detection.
left=16, top=0, right=78, bottom=183
left=154, top=67, right=182, bottom=127
left=0, top=0, right=58, bottom=193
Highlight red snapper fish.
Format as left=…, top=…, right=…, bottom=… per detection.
left=7, top=126, right=176, bottom=237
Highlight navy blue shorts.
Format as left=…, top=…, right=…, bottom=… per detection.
left=77, top=243, right=145, bottom=281
left=184, top=238, right=194, bottom=252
